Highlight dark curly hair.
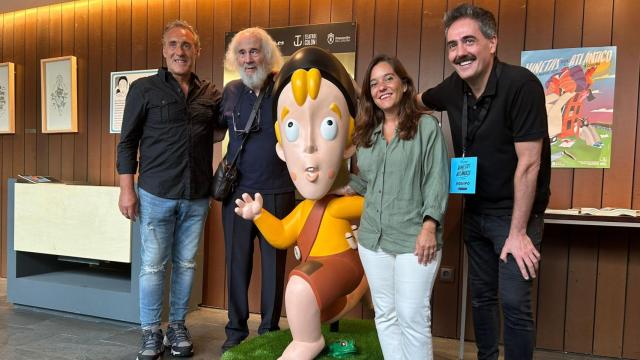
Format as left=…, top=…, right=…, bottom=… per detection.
left=353, top=54, right=421, bottom=148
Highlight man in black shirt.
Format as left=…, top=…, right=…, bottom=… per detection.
left=417, top=4, right=550, bottom=360
left=117, top=20, right=221, bottom=360
left=217, top=27, right=295, bottom=353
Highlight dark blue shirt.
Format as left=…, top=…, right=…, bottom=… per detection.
left=218, top=78, right=294, bottom=194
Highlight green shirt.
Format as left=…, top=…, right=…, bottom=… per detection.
left=349, top=114, right=449, bottom=254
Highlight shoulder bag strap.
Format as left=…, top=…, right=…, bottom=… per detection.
left=226, top=85, right=267, bottom=166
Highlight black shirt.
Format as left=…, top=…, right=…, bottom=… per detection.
left=217, top=78, right=294, bottom=194
left=422, top=59, right=551, bottom=215
left=117, top=68, right=221, bottom=199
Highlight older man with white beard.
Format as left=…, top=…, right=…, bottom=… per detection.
left=215, top=27, right=296, bottom=353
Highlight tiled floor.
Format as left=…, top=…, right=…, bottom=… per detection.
left=0, top=278, right=604, bottom=360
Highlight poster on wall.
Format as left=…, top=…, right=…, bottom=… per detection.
left=109, top=69, right=158, bottom=133
left=221, top=22, right=357, bottom=153
left=0, top=62, right=15, bottom=134
left=521, top=46, right=617, bottom=168
left=41, top=56, right=78, bottom=133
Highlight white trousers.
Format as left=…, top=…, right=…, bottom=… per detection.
left=358, top=244, right=442, bottom=360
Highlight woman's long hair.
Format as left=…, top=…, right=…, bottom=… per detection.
left=353, top=54, right=421, bottom=148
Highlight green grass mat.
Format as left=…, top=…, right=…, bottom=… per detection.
left=221, top=319, right=383, bottom=360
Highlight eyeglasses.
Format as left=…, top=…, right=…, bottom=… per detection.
left=232, top=99, right=262, bottom=136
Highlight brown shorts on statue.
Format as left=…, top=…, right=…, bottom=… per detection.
left=289, top=249, right=364, bottom=321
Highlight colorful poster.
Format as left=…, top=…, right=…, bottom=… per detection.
left=521, top=46, right=616, bottom=168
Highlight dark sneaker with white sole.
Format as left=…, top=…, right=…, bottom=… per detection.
left=137, top=328, right=164, bottom=360
left=164, top=322, right=194, bottom=357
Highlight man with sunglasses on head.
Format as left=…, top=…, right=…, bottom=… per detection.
left=215, top=27, right=295, bottom=353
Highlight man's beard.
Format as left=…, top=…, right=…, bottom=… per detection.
left=239, top=64, right=269, bottom=90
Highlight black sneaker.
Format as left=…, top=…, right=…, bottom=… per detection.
left=137, top=328, right=164, bottom=360
left=164, top=322, right=194, bottom=357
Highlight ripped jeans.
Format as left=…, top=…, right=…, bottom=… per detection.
left=138, top=187, right=210, bottom=328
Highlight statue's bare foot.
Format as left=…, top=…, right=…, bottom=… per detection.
left=277, top=338, right=325, bottom=360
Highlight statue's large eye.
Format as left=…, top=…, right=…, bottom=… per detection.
left=320, top=117, right=338, bottom=140
left=284, top=119, right=299, bottom=142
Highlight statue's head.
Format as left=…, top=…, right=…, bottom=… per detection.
left=272, top=46, right=357, bottom=200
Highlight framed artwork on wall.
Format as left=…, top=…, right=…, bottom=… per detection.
left=0, top=62, right=15, bottom=134
left=109, top=69, right=157, bottom=133
left=41, top=56, right=77, bottom=133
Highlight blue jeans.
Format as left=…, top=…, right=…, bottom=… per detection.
left=464, top=212, right=544, bottom=360
left=138, top=187, right=210, bottom=328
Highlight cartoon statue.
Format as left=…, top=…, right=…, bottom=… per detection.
left=234, top=46, right=367, bottom=360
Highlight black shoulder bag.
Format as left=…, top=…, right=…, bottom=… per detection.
left=211, top=87, right=266, bottom=201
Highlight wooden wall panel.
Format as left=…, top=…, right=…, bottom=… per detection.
left=73, top=1, right=88, bottom=182
left=0, top=14, right=8, bottom=278
left=60, top=3, right=75, bottom=182
left=100, top=0, right=116, bottom=187
left=535, top=225, right=568, bottom=350
left=47, top=4, right=62, bottom=180
left=372, top=0, right=397, bottom=57
left=330, top=0, right=352, bottom=22
left=147, top=0, right=163, bottom=68
left=269, top=0, right=289, bottom=27
left=164, top=0, right=179, bottom=24
left=87, top=1, right=102, bottom=185
left=635, top=46, right=640, bottom=209
left=24, top=10, right=37, bottom=177
left=309, top=0, right=329, bottom=24
left=524, top=0, right=554, bottom=51
left=396, top=0, right=421, bottom=81
left=563, top=227, right=597, bottom=353
left=593, top=229, right=628, bottom=357
left=35, top=7, right=49, bottom=176
left=603, top=0, right=639, bottom=208
left=496, top=0, right=525, bottom=65
left=353, top=0, right=374, bottom=85
left=131, top=0, right=147, bottom=70
left=195, top=0, right=213, bottom=80
left=290, top=0, right=310, bottom=26
left=201, top=0, right=230, bottom=309
left=230, top=0, right=249, bottom=30
left=180, top=0, right=197, bottom=25
left=0, top=2, right=638, bottom=358
left=12, top=12, right=25, bottom=190
left=113, top=0, right=131, bottom=187
left=250, top=0, right=269, bottom=28
left=624, top=236, right=640, bottom=358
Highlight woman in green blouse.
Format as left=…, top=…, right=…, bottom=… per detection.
left=342, top=54, right=449, bottom=359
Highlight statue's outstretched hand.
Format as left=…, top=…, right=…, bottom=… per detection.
left=234, top=193, right=264, bottom=220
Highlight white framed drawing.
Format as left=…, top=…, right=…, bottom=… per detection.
left=41, top=56, right=77, bottom=133
left=110, top=69, right=158, bottom=133
left=0, top=62, right=15, bottom=134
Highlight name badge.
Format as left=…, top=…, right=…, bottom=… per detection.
left=450, top=157, right=477, bottom=194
